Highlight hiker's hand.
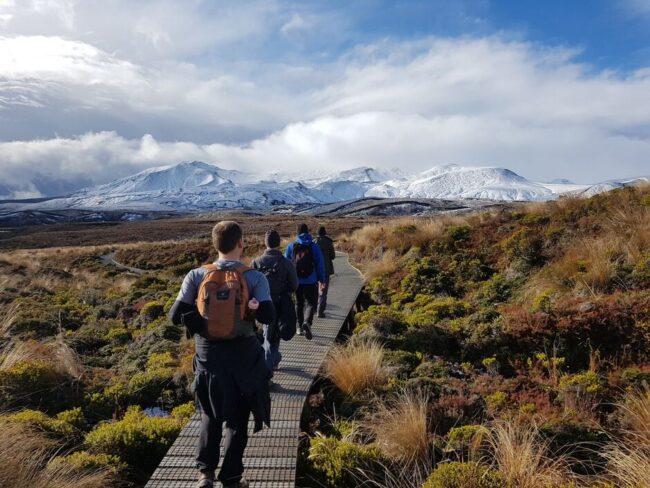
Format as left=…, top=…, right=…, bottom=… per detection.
left=248, top=298, right=259, bottom=310
left=319, top=282, right=327, bottom=292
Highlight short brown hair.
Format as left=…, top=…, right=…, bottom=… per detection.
left=212, top=221, right=243, bottom=253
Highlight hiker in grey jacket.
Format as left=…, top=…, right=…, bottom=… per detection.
left=251, top=230, right=299, bottom=371
left=315, top=225, right=335, bottom=317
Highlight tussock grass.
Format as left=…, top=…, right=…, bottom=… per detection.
left=342, top=215, right=467, bottom=262
left=365, top=388, right=430, bottom=462
left=324, top=339, right=387, bottom=396
left=619, top=388, right=650, bottom=446
left=485, top=420, right=569, bottom=488
left=604, top=388, right=650, bottom=486
left=604, top=444, right=650, bottom=487
left=0, top=421, right=112, bottom=488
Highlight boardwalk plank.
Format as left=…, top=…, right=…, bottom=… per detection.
left=145, top=252, right=363, bottom=487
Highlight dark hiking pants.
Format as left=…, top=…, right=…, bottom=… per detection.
left=296, top=283, right=318, bottom=326
left=194, top=372, right=250, bottom=484
left=318, top=282, right=329, bottom=315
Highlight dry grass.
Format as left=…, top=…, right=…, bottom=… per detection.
left=0, top=303, right=20, bottom=338
left=485, top=420, right=569, bottom=488
left=365, top=388, right=430, bottom=462
left=619, top=388, right=650, bottom=446
left=0, top=421, right=112, bottom=488
left=342, top=215, right=468, bottom=261
left=324, top=339, right=387, bottom=396
left=0, top=338, right=84, bottom=379
left=364, top=249, right=399, bottom=279
left=603, top=444, right=650, bottom=487
left=604, top=388, right=650, bottom=486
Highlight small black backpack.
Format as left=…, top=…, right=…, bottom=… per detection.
left=258, top=261, right=285, bottom=296
left=292, top=242, right=315, bottom=278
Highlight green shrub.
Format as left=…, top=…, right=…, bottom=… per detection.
left=422, top=461, right=503, bottom=488
left=48, top=451, right=126, bottom=475
left=0, top=360, right=75, bottom=411
left=140, top=301, right=165, bottom=322
left=500, top=227, right=545, bottom=269
left=4, top=409, right=83, bottom=443
left=413, top=360, right=448, bottom=379
left=170, top=401, right=195, bottom=421
left=400, top=257, right=456, bottom=298
left=355, top=305, right=404, bottom=333
left=308, top=435, right=384, bottom=488
left=106, top=327, right=131, bottom=343
left=445, top=425, right=488, bottom=453
left=447, top=225, right=472, bottom=242
left=621, top=367, right=650, bottom=387
left=484, top=391, right=509, bottom=412
left=85, top=406, right=183, bottom=478
left=383, top=350, right=421, bottom=378
left=402, top=295, right=471, bottom=328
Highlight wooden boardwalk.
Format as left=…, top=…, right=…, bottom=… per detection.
left=146, top=252, right=364, bottom=487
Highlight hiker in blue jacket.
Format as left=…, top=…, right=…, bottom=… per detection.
left=284, top=223, right=327, bottom=340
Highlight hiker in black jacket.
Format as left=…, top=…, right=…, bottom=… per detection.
left=168, top=221, right=274, bottom=488
left=251, top=230, right=298, bottom=371
left=315, top=226, right=335, bottom=318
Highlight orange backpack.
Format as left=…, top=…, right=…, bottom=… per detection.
left=196, top=263, right=253, bottom=340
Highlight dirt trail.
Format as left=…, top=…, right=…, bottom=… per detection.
left=100, top=251, right=146, bottom=275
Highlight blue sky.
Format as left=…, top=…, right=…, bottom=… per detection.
left=0, top=0, right=649, bottom=197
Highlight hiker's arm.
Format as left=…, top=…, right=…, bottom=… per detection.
left=168, top=269, right=199, bottom=325
left=330, top=241, right=336, bottom=261
left=168, top=300, right=197, bottom=325
left=251, top=272, right=276, bottom=324
left=284, top=243, right=292, bottom=259
left=314, top=244, right=327, bottom=283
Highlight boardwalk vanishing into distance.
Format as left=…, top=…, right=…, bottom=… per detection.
left=146, top=252, right=364, bottom=488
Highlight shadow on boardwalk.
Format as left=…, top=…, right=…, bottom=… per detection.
left=146, top=252, right=364, bottom=488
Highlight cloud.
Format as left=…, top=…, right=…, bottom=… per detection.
left=620, top=0, right=650, bottom=16
left=281, top=13, right=308, bottom=36
left=0, top=2, right=649, bottom=196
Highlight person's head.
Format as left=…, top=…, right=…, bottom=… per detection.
left=297, top=223, right=309, bottom=235
left=317, top=226, right=327, bottom=237
left=265, top=229, right=281, bottom=250
left=212, top=221, right=244, bottom=259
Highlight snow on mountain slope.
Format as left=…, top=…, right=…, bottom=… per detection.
left=366, top=165, right=554, bottom=201
left=18, top=161, right=646, bottom=212
left=567, top=177, right=649, bottom=198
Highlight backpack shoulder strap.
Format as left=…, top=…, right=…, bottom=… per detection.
left=235, top=263, right=252, bottom=273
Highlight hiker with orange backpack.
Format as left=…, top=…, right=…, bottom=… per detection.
left=284, top=223, right=327, bottom=340
left=168, top=221, right=275, bottom=488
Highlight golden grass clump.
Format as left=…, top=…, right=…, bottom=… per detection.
left=604, top=388, right=650, bottom=486
left=365, top=388, right=430, bottom=462
left=485, top=420, right=568, bottom=488
left=0, top=421, right=112, bottom=488
left=324, top=339, right=387, bottom=396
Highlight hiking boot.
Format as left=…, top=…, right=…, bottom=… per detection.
left=296, top=326, right=303, bottom=336
left=317, top=312, right=326, bottom=318
left=223, top=478, right=249, bottom=488
left=197, top=470, right=215, bottom=488
left=302, top=322, right=313, bottom=340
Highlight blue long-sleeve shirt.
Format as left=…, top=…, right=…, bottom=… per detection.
left=284, top=233, right=327, bottom=285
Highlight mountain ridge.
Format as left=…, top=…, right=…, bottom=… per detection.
left=5, top=161, right=648, bottom=212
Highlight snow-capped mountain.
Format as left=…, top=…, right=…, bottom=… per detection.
left=367, top=165, right=555, bottom=201
left=15, top=161, right=647, bottom=212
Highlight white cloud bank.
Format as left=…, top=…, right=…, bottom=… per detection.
left=0, top=2, right=649, bottom=198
